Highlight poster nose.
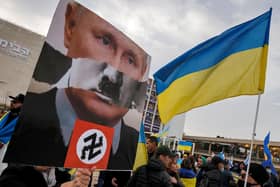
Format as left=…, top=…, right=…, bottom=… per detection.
left=102, top=65, right=123, bottom=85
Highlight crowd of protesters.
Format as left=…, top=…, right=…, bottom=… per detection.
left=0, top=95, right=279, bottom=187
left=128, top=135, right=280, bottom=187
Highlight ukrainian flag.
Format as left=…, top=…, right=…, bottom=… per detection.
left=154, top=9, right=272, bottom=124
left=263, top=132, right=272, bottom=161
left=177, top=141, right=192, bottom=152
left=133, top=122, right=148, bottom=170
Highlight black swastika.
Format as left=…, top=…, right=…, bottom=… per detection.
left=81, top=133, right=103, bottom=160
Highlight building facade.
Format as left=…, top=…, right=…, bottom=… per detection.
left=183, top=135, right=280, bottom=168
left=0, top=18, right=44, bottom=110
left=142, top=79, right=161, bottom=133
left=142, top=78, right=186, bottom=137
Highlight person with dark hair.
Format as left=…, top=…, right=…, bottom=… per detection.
left=236, top=162, right=246, bottom=175
left=179, top=158, right=196, bottom=187
left=237, top=163, right=269, bottom=187
left=167, top=153, right=184, bottom=187
left=196, top=156, right=207, bottom=187
left=146, top=136, right=158, bottom=159
left=199, top=156, right=224, bottom=187
left=126, top=145, right=173, bottom=187
left=189, top=155, right=197, bottom=174
left=222, top=160, right=234, bottom=187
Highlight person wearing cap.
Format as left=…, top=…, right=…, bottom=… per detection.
left=167, top=153, right=184, bottom=187
left=237, top=163, right=269, bottom=187
left=126, top=145, right=173, bottom=187
left=0, top=94, right=24, bottom=145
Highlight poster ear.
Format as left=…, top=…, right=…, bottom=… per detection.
left=133, top=81, right=148, bottom=112
left=64, top=2, right=78, bottom=48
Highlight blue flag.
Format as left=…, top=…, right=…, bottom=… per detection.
left=262, top=132, right=277, bottom=176
left=0, top=112, right=19, bottom=144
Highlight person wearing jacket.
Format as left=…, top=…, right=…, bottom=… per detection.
left=179, top=158, right=196, bottom=187
left=167, top=153, right=184, bottom=187
left=126, top=145, right=173, bottom=187
left=237, top=163, right=269, bottom=187
left=199, top=156, right=224, bottom=187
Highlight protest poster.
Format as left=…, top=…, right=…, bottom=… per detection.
left=5, top=0, right=150, bottom=170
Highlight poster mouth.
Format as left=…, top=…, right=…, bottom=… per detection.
left=94, top=91, right=113, bottom=105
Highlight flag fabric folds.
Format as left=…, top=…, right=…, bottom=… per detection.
left=0, top=112, right=8, bottom=121
left=133, top=122, right=148, bottom=170
left=218, top=152, right=225, bottom=160
left=0, top=112, right=19, bottom=144
left=154, top=9, right=272, bottom=124
left=177, top=141, right=192, bottom=152
left=263, top=132, right=272, bottom=161
left=262, top=132, right=277, bottom=176
left=244, top=152, right=250, bottom=166
left=157, top=123, right=170, bottom=138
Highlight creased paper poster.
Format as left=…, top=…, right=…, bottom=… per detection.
left=5, top=0, right=150, bottom=170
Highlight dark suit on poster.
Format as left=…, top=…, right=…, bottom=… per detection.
left=4, top=88, right=138, bottom=170
left=33, top=42, right=72, bottom=84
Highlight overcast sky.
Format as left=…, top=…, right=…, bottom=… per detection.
left=1, top=0, right=280, bottom=141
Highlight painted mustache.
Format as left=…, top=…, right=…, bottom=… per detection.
left=69, top=58, right=147, bottom=111
left=97, top=71, right=123, bottom=103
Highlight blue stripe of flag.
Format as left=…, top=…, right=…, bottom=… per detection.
left=178, top=141, right=192, bottom=146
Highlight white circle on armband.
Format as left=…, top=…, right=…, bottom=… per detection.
left=76, top=129, right=107, bottom=164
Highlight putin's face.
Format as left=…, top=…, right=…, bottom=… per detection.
left=64, top=3, right=148, bottom=126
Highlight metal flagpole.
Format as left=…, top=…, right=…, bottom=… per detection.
left=172, top=138, right=177, bottom=151
left=244, top=94, right=261, bottom=187
left=191, top=142, right=195, bottom=156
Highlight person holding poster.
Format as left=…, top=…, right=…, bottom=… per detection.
left=0, top=166, right=92, bottom=187
left=5, top=0, right=150, bottom=171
